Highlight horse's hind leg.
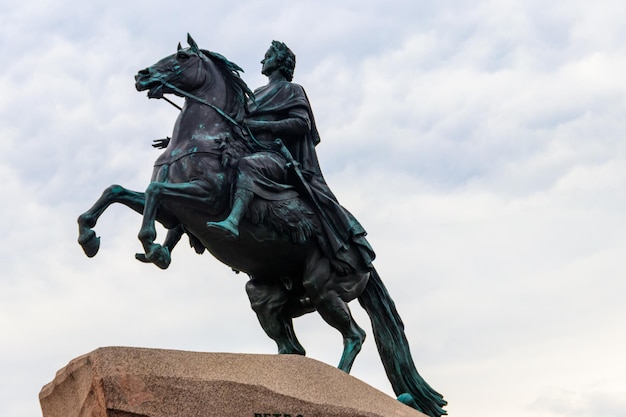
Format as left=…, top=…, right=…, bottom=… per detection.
left=302, top=252, right=367, bottom=373
left=246, top=278, right=306, bottom=355
left=78, top=184, right=152, bottom=257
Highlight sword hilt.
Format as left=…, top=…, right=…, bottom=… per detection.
left=274, top=138, right=300, bottom=169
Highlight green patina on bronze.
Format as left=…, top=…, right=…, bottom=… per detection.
left=77, top=34, right=446, bottom=417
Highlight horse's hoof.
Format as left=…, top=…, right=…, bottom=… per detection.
left=146, top=245, right=171, bottom=269
left=78, top=230, right=100, bottom=257
left=135, top=253, right=150, bottom=263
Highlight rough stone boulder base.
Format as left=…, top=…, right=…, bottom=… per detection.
left=39, top=347, right=426, bottom=417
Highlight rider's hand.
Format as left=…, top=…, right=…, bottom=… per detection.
left=152, top=137, right=171, bottom=149
left=245, top=119, right=270, bottom=132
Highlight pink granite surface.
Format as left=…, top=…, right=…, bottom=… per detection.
left=39, top=346, right=426, bottom=417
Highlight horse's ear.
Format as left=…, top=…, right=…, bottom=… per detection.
left=187, top=33, right=199, bottom=52
left=177, top=42, right=183, bottom=51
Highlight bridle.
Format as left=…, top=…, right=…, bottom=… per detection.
left=154, top=52, right=271, bottom=151
left=161, top=79, right=242, bottom=131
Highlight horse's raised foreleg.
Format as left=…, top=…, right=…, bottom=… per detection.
left=77, top=184, right=149, bottom=257
left=138, top=180, right=215, bottom=269
left=135, top=224, right=185, bottom=263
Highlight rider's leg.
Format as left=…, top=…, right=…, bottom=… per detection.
left=206, top=188, right=253, bottom=238
left=207, top=152, right=294, bottom=238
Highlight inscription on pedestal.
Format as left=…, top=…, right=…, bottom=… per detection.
left=253, top=413, right=304, bottom=417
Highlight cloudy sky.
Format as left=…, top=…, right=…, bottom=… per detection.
left=1, top=1, right=625, bottom=416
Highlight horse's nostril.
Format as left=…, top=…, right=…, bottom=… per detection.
left=138, top=68, right=150, bottom=76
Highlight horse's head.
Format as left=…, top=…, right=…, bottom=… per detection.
left=135, top=34, right=209, bottom=99
left=135, top=34, right=252, bottom=125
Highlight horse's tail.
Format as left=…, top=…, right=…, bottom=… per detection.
left=358, top=268, right=447, bottom=417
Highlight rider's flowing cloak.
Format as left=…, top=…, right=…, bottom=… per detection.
left=245, top=81, right=376, bottom=274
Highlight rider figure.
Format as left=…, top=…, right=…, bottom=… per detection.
left=206, top=41, right=375, bottom=275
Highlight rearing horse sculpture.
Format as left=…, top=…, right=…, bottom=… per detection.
left=77, top=35, right=446, bottom=417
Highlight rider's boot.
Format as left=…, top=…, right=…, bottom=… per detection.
left=206, top=189, right=253, bottom=238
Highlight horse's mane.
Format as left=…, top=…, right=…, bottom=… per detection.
left=201, top=49, right=254, bottom=125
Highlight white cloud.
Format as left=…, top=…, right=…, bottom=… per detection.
left=1, top=2, right=625, bottom=417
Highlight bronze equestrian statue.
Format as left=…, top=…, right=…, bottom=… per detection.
left=77, top=35, right=447, bottom=417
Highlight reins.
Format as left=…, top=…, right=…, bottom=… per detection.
left=159, top=79, right=272, bottom=152
left=161, top=95, right=182, bottom=111
left=162, top=80, right=242, bottom=128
